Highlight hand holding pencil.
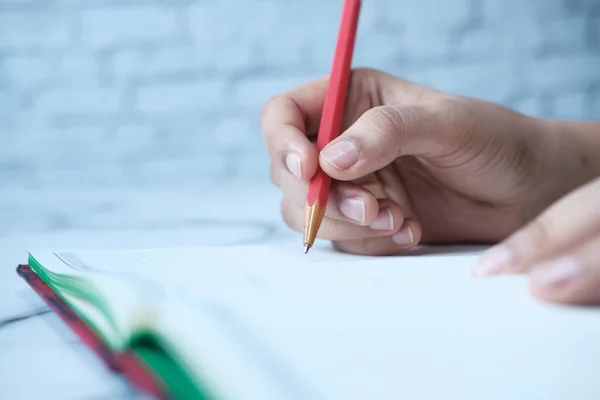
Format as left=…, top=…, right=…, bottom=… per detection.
left=261, top=1, right=591, bottom=260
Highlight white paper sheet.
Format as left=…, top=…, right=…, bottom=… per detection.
left=29, top=243, right=600, bottom=400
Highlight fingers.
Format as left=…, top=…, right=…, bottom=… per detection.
left=280, top=197, right=406, bottom=241
left=260, top=77, right=329, bottom=181
left=332, top=219, right=421, bottom=256
left=271, top=165, right=381, bottom=225
left=318, top=101, right=458, bottom=182
left=375, top=164, right=417, bottom=219
left=275, top=162, right=424, bottom=255
left=472, top=176, right=600, bottom=306
left=472, top=177, right=600, bottom=277
left=528, top=235, right=600, bottom=306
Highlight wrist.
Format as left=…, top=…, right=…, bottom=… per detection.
left=533, top=118, right=600, bottom=212
left=541, top=119, right=600, bottom=175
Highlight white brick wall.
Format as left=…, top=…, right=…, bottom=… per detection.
left=0, top=0, right=598, bottom=189
left=134, top=80, right=228, bottom=112
left=0, top=10, right=71, bottom=50
left=80, top=6, right=181, bottom=48
left=35, top=86, right=123, bottom=115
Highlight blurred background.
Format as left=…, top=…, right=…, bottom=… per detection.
left=1, top=0, right=599, bottom=243
left=1, top=0, right=599, bottom=193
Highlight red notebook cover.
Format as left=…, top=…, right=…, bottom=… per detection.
left=16, top=264, right=169, bottom=400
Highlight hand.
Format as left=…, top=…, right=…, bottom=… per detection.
left=474, top=176, right=600, bottom=306
left=260, top=68, right=598, bottom=256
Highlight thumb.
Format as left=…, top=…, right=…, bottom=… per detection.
left=318, top=103, right=451, bottom=181
left=473, top=177, right=600, bottom=277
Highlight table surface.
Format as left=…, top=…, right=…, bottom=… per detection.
left=3, top=183, right=600, bottom=399
left=0, top=183, right=293, bottom=399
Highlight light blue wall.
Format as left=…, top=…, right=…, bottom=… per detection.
left=1, top=0, right=599, bottom=189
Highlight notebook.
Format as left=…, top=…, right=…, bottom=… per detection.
left=22, top=242, right=600, bottom=400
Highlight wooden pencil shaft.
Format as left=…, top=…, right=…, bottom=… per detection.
left=303, top=0, right=361, bottom=249
left=307, top=0, right=361, bottom=207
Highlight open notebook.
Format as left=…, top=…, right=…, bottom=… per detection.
left=25, top=243, right=600, bottom=399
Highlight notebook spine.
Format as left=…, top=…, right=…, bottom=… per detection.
left=16, top=264, right=168, bottom=400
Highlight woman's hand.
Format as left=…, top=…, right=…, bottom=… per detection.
left=260, top=68, right=599, bottom=256
left=474, top=176, right=600, bottom=306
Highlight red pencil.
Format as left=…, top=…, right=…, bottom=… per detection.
left=303, top=0, right=361, bottom=253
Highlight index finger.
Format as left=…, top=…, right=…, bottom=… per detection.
left=260, top=77, right=329, bottom=181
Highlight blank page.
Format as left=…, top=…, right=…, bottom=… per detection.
left=30, top=243, right=600, bottom=399
left=163, top=244, right=600, bottom=400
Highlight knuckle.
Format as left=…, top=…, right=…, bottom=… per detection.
left=365, top=106, right=404, bottom=134
left=362, top=106, right=408, bottom=158
left=348, top=67, right=378, bottom=86
left=259, top=95, right=287, bottom=144
left=260, top=94, right=280, bottom=122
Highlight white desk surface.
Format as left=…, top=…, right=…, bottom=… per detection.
left=1, top=183, right=599, bottom=399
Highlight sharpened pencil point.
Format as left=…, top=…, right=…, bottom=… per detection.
left=304, top=244, right=310, bottom=254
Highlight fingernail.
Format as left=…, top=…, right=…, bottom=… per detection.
left=370, top=208, right=393, bottom=231
left=285, top=153, right=302, bottom=179
left=392, top=227, right=413, bottom=245
left=320, top=139, right=359, bottom=170
left=339, top=197, right=365, bottom=223
left=530, top=256, right=579, bottom=287
left=473, top=246, right=513, bottom=277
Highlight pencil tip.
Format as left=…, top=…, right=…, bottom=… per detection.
left=304, top=244, right=310, bottom=254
